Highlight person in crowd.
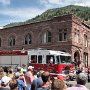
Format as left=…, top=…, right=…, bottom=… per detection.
left=8, top=69, right=14, bottom=79
left=21, top=64, right=27, bottom=74
left=0, top=76, right=11, bottom=90
left=37, top=71, right=52, bottom=90
left=14, top=72, right=26, bottom=90
left=76, top=67, right=82, bottom=75
left=79, top=60, right=85, bottom=69
left=25, top=66, right=34, bottom=90
left=74, top=57, right=81, bottom=67
left=15, top=67, right=21, bottom=77
left=66, top=73, right=89, bottom=90
left=3, top=67, right=9, bottom=76
left=33, top=70, right=38, bottom=79
left=0, top=67, right=4, bottom=80
left=9, top=79, right=18, bottom=90
left=87, top=67, right=90, bottom=82
left=31, top=71, right=43, bottom=90
left=51, top=78, right=67, bottom=90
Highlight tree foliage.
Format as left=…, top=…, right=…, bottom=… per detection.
left=4, top=5, right=90, bottom=28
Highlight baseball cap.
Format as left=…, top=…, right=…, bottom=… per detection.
left=15, top=72, right=21, bottom=77
left=22, top=64, right=26, bottom=67
left=28, top=66, right=34, bottom=70
left=17, top=67, right=21, bottom=70
left=1, top=76, right=11, bottom=85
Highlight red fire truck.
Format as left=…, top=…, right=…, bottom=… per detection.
left=28, top=49, right=74, bottom=73
left=0, top=50, right=28, bottom=67
left=0, top=49, right=74, bottom=73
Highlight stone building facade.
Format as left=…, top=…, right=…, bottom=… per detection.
left=0, top=14, right=90, bottom=66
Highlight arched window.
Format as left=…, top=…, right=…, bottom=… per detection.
left=42, top=31, right=51, bottom=43
left=8, top=36, right=15, bottom=46
left=25, top=34, right=32, bottom=45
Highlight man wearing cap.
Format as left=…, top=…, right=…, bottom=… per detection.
left=66, top=73, right=89, bottom=90
left=0, top=76, right=11, bottom=90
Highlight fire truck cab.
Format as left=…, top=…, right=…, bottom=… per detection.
left=28, top=49, right=73, bottom=73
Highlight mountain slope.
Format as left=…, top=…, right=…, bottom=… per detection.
left=4, top=5, right=90, bottom=28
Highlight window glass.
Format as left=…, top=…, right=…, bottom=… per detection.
left=60, top=56, right=66, bottom=63
left=38, top=55, right=42, bottom=63
left=42, top=31, right=51, bottom=43
left=84, top=34, right=88, bottom=47
left=83, top=53, right=88, bottom=67
left=60, top=56, right=71, bottom=63
left=64, top=33, right=67, bottom=41
left=31, top=55, right=37, bottom=63
left=8, top=36, right=15, bottom=46
left=56, top=56, right=60, bottom=64
left=59, top=33, right=62, bottom=41
left=46, top=55, right=54, bottom=64
left=47, top=31, right=51, bottom=42
left=59, top=29, right=67, bottom=41
left=25, top=34, right=31, bottom=45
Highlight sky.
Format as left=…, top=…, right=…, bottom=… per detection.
left=0, top=0, right=90, bottom=27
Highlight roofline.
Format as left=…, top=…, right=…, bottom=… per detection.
left=3, top=14, right=73, bottom=29
left=2, top=14, right=90, bottom=30
left=82, top=22, right=90, bottom=29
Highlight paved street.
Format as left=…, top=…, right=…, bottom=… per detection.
left=66, top=81, right=90, bottom=90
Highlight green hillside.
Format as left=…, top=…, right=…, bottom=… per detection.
left=4, top=5, right=90, bottom=28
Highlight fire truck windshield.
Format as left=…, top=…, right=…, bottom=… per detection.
left=56, top=55, right=71, bottom=64
left=60, top=56, right=71, bottom=64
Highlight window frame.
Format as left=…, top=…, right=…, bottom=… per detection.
left=58, top=29, right=67, bottom=41
left=8, top=36, right=15, bottom=46
left=25, top=34, right=32, bottom=45
left=42, top=31, right=52, bottom=44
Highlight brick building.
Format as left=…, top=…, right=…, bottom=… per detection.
left=0, top=14, right=90, bottom=66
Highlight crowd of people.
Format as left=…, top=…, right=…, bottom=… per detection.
left=0, top=64, right=89, bottom=90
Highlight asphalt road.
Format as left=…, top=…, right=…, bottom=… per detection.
left=66, top=81, right=90, bottom=90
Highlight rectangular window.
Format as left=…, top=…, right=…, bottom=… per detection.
left=84, top=35, right=88, bottom=47
left=59, top=29, right=67, bottom=41
left=56, top=56, right=60, bottom=64
left=63, top=33, right=67, bottom=41
left=43, top=33, right=46, bottom=43
left=77, top=34, right=79, bottom=43
left=13, top=39, right=15, bottom=45
left=60, top=56, right=66, bottom=63
left=59, top=33, right=62, bottom=41
left=83, top=53, right=88, bottom=67
left=47, top=36, right=51, bottom=42
left=38, top=55, right=42, bottom=63
left=74, top=30, right=79, bottom=43
left=31, top=55, right=37, bottom=63
left=46, top=55, right=55, bottom=64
